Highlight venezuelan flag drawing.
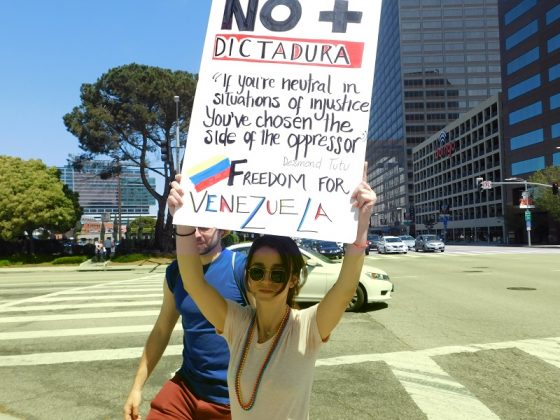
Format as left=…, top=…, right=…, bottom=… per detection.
left=187, top=156, right=231, bottom=192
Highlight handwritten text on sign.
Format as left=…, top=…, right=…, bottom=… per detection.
left=173, top=0, right=377, bottom=243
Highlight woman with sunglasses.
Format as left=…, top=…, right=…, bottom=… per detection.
left=168, top=163, right=375, bottom=419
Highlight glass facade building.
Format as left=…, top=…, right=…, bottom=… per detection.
left=498, top=0, right=560, bottom=243
left=59, top=161, right=156, bottom=224
left=367, top=0, right=501, bottom=234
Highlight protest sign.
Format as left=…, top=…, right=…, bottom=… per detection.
left=173, top=0, right=377, bottom=242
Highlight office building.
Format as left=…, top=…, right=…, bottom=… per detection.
left=498, top=0, right=560, bottom=243
left=413, top=95, right=506, bottom=243
left=367, top=0, right=501, bottom=235
left=59, top=161, right=156, bottom=225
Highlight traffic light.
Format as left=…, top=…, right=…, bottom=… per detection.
left=478, top=179, right=485, bottom=193
left=553, top=182, right=559, bottom=196
left=161, top=139, right=170, bottom=162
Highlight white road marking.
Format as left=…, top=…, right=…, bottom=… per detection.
left=54, top=287, right=161, bottom=294
left=0, top=323, right=182, bottom=340
left=0, top=300, right=162, bottom=313
left=383, top=353, right=499, bottom=420
left=0, top=310, right=160, bottom=324
left=29, top=293, right=162, bottom=302
left=0, top=345, right=183, bottom=366
left=0, top=274, right=161, bottom=308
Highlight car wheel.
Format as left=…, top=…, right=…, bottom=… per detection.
left=440, top=249, right=445, bottom=252
left=365, top=248, right=370, bottom=256
left=378, top=248, right=382, bottom=254
left=346, top=285, right=366, bottom=312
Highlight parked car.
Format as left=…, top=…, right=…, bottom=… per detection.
left=414, top=234, right=445, bottom=252
left=398, top=235, right=416, bottom=250
left=228, top=243, right=393, bottom=311
left=367, top=234, right=382, bottom=252
left=314, top=241, right=344, bottom=259
left=300, top=239, right=318, bottom=251
left=377, top=236, right=408, bottom=254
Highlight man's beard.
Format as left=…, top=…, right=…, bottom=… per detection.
left=199, top=234, right=220, bottom=256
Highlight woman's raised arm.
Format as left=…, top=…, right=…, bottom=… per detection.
left=316, top=163, right=376, bottom=340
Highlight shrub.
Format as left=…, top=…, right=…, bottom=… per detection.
left=51, top=256, right=89, bottom=265
left=222, top=232, right=240, bottom=248
left=0, top=260, right=10, bottom=267
left=111, top=253, right=148, bottom=263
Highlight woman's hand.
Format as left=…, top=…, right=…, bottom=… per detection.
left=167, top=174, right=184, bottom=218
left=351, top=162, right=376, bottom=234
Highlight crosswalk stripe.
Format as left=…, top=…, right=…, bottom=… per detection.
left=0, top=310, right=161, bottom=324
left=30, top=293, right=162, bottom=302
left=384, top=353, right=499, bottom=420
left=0, top=323, right=182, bottom=340
left=0, top=274, right=161, bottom=308
left=0, top=300, right=163, bottom=312
left=0, top=345, right=183, bottom=366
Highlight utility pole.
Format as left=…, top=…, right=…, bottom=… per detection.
left=174, top=95, right=180, bottom=173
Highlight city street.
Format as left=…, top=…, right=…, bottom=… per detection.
left=0, top=246, right=559, bottom=419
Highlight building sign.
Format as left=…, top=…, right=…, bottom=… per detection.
left=434, top=130, right=457, bottom=160
left=173, top=0, right=378, bottom=242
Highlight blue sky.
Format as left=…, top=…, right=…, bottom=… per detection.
left=0, top=0, right=211, bottom=167
left=0, top=0, right=381, bottom=208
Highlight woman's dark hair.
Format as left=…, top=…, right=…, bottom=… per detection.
left=245, top=235, right=307, bottom=307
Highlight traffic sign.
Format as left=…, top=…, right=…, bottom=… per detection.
left=524, top=210, right=531, bottom=222
left=481, top=180, right=492, bottom=189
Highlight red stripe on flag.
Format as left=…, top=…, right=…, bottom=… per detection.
left=194, top=168, right=230, bottom=192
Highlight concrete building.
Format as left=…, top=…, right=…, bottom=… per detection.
left=59, top=162, right=156, bottom=227
left=413, top=95, right=505, bottom=243
left=367, top=0, right=502, bottom=235
left=497, top=0, right=560, bottom=243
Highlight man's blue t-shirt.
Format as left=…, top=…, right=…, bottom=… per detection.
left=165, top=248, right=247, bottom=405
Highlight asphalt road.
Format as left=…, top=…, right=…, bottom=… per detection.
left=0, top=246, right=559, bottom=420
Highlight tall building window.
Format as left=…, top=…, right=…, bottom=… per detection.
left=507, top=74, right=541, bottom=99
left=548, top=33, right=560, bottom=53
left=553, top=152, right=560, bottom=166
left=546, top=4, right=560, bottom=25
left=508, top=101, right=542, bottom=125
left=505, top=20, right=538, bottom=50
left=510, top=129, right=544, bottom=150
left=506, top=47, right=540, bottom=75
left=550, top=64, right=560, bottom=82
left=552, top=122, right=560, bottom=139
left=551, top=93, right=560, bottom=110
left=504, top=0, right=537, bottom=25
left=511, top=156, right=545, bottom=175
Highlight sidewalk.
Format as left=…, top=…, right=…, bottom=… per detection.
left=0, top=259, right=168, bottom=274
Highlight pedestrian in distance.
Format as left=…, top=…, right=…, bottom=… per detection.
left=94, top=239, right=104, bottom=262
left=167, top=162, right=375, bottom=419
left=123, top=216, right=249, bottom=420
left=104, top=236, right=114, bottom=260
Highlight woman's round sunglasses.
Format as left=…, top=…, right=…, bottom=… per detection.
left=247, top=266, right=288, bottom=284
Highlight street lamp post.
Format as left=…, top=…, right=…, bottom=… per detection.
left=174, top=95, right=180, bottom=173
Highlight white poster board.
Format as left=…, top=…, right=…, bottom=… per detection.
left=173, top=0, right=377, bottom=243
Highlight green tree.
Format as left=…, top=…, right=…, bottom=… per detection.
left=129, top=216, right=156, bottom=238
left=63, top=63, right=197, bottom=251
left=529, top=166, right=560, bottom=222
left=0, top=156, right=79, bottom=247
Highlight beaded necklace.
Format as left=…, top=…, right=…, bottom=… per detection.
left=235, top=305, right=291, bottom=411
